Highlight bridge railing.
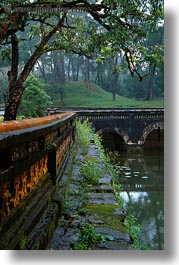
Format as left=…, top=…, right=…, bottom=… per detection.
left=47, top=107, right=164, bottom=122
left=0, top=112, right=76, bottom=223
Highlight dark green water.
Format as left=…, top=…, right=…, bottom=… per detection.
left=115, top=150, right=164, bottom=250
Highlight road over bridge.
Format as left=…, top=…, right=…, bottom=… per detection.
left=47, top=107, right=164, bottom=152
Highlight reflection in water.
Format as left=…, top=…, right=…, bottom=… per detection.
left=114, top=151, right=164, bottom=250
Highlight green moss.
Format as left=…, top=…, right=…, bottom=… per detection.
left=87, top=204, right=118, bottom=214
left=46, top=220, right=55, bottom=246
left=84, top=155, right=102, bottom=164
left=87, top=204, right=127, bottom=233
left=19, top=236, right=27, bottom=250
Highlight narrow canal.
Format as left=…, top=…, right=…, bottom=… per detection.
left=112, top=150, right=164, bottom=250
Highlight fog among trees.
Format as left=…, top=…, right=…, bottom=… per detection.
left=0, top=0, right=164, bottom=120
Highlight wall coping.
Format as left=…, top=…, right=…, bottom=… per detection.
left=0, top=112, right=73, bottom=133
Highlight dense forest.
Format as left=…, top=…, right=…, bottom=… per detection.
left=0, top=0, right=164, bottom=119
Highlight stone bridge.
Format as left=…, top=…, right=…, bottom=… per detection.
left=47, top=107, right=164, bottom=152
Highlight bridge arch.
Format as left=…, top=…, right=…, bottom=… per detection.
left=140, top=122, right=164, bottom=147
left=97, top=127, right=130, bottom=151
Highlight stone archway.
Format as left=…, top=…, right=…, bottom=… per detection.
left=140, top=122, right=164, bottom=148
left=98, top=127, right=130, bottom=151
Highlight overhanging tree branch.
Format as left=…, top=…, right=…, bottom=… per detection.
left=4, top=13, right=67, bottom=120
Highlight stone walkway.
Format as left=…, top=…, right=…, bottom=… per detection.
left=48, top=141, right=133, bottom=250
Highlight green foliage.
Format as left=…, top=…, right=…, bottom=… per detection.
left=91, top=126, right=143, bottom=248
left=76, top=122, right=103, bottom=185
left=1, top=0, right=164, bottom=117
left=18, top=75, right=52, bottom=118
left=73, top=223, right=102, bottom=250
left=76, top=120, right=91, bottom=154
left=46, top=141, right=57, bottom=151
left=28, top=24, right=41, bottom=39
left=80, top=160, right=102, bottom=186
left=124, top=214, right=142, bottom=249
left=71, top=116, right=152, bottom=250
left=19, top=236, right=27, bottom=250
left=1, top=47, right=11, bottom=61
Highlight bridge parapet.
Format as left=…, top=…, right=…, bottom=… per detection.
left=47, top=107, right=164, bottom=150
left=47, top=107, right=164, bottom=120
left=0, top=112, right=76, bottom=224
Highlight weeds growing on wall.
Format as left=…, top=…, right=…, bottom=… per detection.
left=76, top=120, right=91, bottom=154
left=72, top=223, right=103, bottom=250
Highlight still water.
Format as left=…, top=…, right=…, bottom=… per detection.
left=114, top=150, right=164, bottom=250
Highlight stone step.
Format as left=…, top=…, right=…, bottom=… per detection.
left=88, top=192, right=118, bottom=205
left=94, top=184, right=114, bottom=193
left=99, top=174, right=113, bottom=184
left=95, top=227, right=131, bottom=244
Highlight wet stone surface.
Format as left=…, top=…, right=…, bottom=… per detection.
left=87, top=144, right=100, bottom=157
left=48, top=142, right=132, bottom=250
left=96, top=241, right=132, bottom=250
left=99, top=174, right=113, bottom=184
left=49, top=227, right=80, bottom=250
left=94, top=185, right=114, bottom=193
left=114, top=208, right=125, bottom=216
left=95, top=227, right=131, bottom=243
left=88, top=192, right=117, bottom=205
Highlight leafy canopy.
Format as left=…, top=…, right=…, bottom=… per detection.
left=0, top=0, right=164, bottom=80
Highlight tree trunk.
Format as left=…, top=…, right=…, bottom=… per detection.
left=67, top=56, right=71, bottom=81
left=4, top=80, right=24, bottom=120
left=71, top=56, right=77, bottom=81
left=76, top=61, right=80, bottom=81
left=111, top=73, right=119, bottom=101
left=52, top=51, right=65, bottom=105
left=4, top=33, right=20, bottom=120
left=52, top=52, right=60, bottom=82
left=58, top=53, right=65, bottom=84
left=147, top=64, right=156, bottom=100
left=37, top=57, right=47, bottom=82
left=68, top=54, right=80, bottom=81
left=98, top=64, right=103, bottom=86
left=0, top=13, right=26, bottom=44
left=52, top=51, right=65, bottom=83
left=4, top=17, right=65, bottom=120
left=84, top=57, right=90, bottom=90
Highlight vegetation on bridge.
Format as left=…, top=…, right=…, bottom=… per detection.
left=72, top=120, right=144, bottom=249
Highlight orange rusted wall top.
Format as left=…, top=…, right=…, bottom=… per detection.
left=0, top=112, right=74, bottom=132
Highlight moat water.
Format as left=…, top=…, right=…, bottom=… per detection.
left=113, top=150, right=164, bottom=250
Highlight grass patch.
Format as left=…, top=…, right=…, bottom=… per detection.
left=76, top=120, right=91, bottom=154
left=79, top=160, right=103, bottom=186
left=72, top=223, right=103, bottom=250
left=52, top=81, right=164, bottom=108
